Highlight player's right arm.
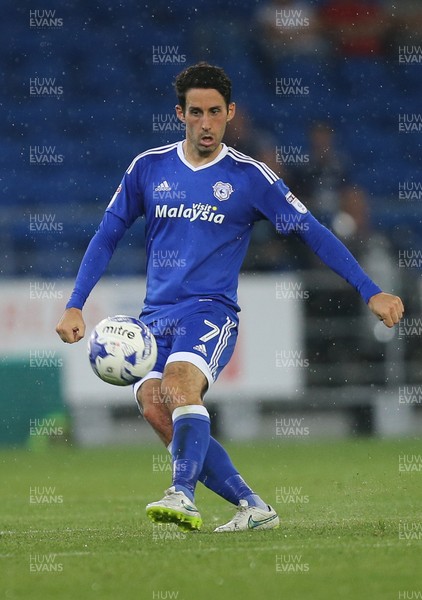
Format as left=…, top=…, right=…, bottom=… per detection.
left=56, top=160, right=145, bottom=344
left=56, top=211, right=128, bottom=343
left=56, top=307, right=85, bottom=343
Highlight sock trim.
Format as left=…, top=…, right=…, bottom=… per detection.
left=172, top=405, right=210, bottom=423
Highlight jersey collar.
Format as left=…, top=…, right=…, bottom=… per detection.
left=177, top=141, right=228, bottom=171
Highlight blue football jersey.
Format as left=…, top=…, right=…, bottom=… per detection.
left=106, top=141, right=310, bottom=317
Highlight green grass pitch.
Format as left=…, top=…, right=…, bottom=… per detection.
left=1, top=438, right=421, bottom=600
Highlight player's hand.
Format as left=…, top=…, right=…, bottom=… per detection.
left=368, top=292, right=404, bottom=328
left=56, top=308, right=86, bottom=343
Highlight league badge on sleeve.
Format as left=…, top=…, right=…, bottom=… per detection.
left=107, top=183, right=122, bottom=209
left=213, top=181, right=234, bottom=201
left=286, top=191, right=308, bottom=214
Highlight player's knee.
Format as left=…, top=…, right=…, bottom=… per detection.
left=138, top=379, right=159, bottom=404
left=142, top=401, right=173, bottom=445
left=139, top=383, right=164, bottom=414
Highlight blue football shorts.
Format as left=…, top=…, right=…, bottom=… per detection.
left=133, top=302, right=238, bottom=400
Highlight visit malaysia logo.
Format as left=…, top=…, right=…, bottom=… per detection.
left=155, top=203, right=225, bottom=224
left=212, top=181, right=234, bottom=201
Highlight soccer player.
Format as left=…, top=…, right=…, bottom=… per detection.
left=56, top=62, right=404, bottom=532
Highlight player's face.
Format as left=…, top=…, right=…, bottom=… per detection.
left=176, top=88, right=235, bottom=164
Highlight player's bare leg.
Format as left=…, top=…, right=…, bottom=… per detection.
left=136, top=379, right=172, bottom=446
left=142, top=361, right=207, bottom=530
left=160, top=360, right=207, bottom=409
left=136, top=361, right=206, bottom=438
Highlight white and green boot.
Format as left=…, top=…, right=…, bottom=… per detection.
left=146, top=486, right=202, bottom=531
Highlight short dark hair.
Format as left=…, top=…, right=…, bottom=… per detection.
left=174, top=62, right=232, bottom=111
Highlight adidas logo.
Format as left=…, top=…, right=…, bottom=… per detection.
left=154, top=180, right=171, bottom=192
left=193, top=344, right=207, bottom=357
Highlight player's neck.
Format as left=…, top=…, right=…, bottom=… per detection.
left=182, top=141, right=223, bottom=167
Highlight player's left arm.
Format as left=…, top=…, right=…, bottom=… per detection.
left=296, top=213, right=404, bottom=327
left=251, top=177, right=405, bottom=327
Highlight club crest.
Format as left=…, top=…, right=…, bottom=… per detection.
left=212, top=181, right=234, bottom=201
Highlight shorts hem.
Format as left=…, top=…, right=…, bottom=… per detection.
left=133, top=370, right=163, bottom=402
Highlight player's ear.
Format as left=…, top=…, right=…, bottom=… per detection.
left=175, top=105, right=185, bottom=122
left=226, top=102, right=236, bottom=123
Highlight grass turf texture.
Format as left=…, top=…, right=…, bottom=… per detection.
left=1, top=439, right=421, bottom=600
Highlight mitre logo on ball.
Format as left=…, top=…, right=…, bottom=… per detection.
left=87, top=315, right=157, bottom=386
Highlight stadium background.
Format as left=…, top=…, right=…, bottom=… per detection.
left=1, top=0, right=420, bottom=445
left=0, top=3, right=421, bottom=599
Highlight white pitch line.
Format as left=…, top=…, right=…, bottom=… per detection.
left=1, top=551, right=93, bottom=559
left=0, top=528, right=102, bottom=535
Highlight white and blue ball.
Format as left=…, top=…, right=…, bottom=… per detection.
left=88, top=315, right=157, bottom=386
